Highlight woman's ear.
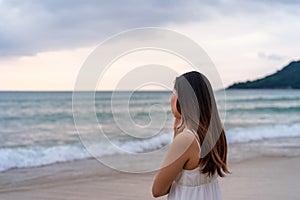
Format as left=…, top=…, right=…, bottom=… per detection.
left=174, top=99, right=181, bottom=119
left=176, top=100, right=181, bottom=114
left=171, top=93, right=180, bottom=119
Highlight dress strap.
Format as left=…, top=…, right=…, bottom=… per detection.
left=184, top=128, right=201, bottom=155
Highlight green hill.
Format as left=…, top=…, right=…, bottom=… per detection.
left=227, top=60, right=300, bottom=89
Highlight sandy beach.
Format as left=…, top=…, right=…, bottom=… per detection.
left=0, top=154, right=299, bottom=200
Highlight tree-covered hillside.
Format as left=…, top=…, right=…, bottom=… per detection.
left=227, top=61, right=300, bottom=89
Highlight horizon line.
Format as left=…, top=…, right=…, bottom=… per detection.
left=0, top=88, right=227, bottom=92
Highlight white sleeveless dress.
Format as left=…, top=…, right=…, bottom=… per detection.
left=167, top=128, right=222, bottom=200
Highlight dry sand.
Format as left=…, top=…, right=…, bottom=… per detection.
left=0, top=155, right=299, bottom=200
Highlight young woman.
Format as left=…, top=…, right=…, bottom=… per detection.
left=152, top=71, right=229, bottom=200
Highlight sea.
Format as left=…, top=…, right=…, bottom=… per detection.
left=1, top=89, right=300, bottom=172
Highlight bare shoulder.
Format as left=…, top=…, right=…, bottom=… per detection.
left=171, top=130, right=195, bottom=152
left=174, top=129, right=196, bottom=143
left=160, top=130, right=195, bottom=169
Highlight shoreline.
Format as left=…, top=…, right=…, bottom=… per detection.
left=1, top=154, right=300, bottom=199
left=2, top=135, right=300, bottom=173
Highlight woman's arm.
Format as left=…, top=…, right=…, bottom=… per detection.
left=152, top=132, right=194, bottom=198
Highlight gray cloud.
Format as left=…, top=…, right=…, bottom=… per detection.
left=0, top=0, right=299, bottom=57
left=258, top=52, right=286, bottom=61
left=0, top=0, right=204, bottom=56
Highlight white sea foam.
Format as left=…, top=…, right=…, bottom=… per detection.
left=1, top=123, right=300, bottom=172
left=0, top=145, right=89, bottom=172
left=0, top=133, right=172, bottom=172
left=227, top=123, right=300, bottom=143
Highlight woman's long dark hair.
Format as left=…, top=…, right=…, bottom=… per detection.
left=174, top=71, right=229, bottom=177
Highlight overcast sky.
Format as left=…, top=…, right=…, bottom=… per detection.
left=1, top=0, right=299, bottom=90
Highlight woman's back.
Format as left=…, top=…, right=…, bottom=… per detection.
left=167, top=128, right=222, bottom=200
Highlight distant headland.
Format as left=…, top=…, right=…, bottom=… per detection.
left=227, top=60, right=300, bottom=89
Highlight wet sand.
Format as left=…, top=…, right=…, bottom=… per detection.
left=0, top=155, right=299, bottom=200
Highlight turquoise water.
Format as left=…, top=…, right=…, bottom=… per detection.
left=0, top=90, right=299, bottom=171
